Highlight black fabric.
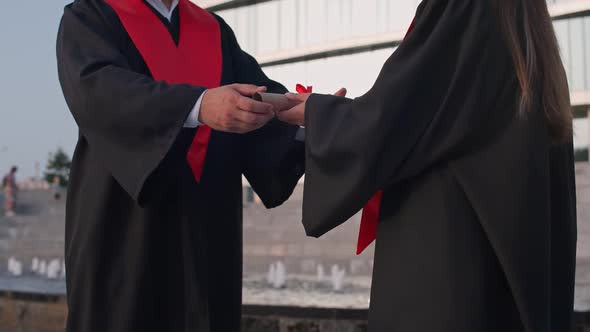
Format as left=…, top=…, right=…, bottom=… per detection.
left=302, top=0, right=576, bottom=331
left=56, top=1, right=304, bottom=332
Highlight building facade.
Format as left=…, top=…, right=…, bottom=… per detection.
left=196, top=0, right=590, bottom=152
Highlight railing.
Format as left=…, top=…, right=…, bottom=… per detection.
left=257, top=31, right=406, bottom=67
left=549, top=0, right=590, bottom=19
left=195, top=0, right=273, bottom=11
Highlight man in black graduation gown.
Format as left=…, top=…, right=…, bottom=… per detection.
left=56, top=0, right=308, bottom=331
left=279, top=0, right=577, bottom=331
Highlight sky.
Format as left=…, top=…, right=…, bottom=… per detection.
left=0, top=0, right=75, bottom=178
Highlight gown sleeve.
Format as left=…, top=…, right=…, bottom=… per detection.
left=216, top=17, right=305, bottom=208
left=302, top=0, right=516, bottom=237
left=57, top=3, right=206, bottom=204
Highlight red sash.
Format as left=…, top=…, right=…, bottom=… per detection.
left=357, top=18, right=417, bottom=255
left=105, top=0, right=222, bottom=183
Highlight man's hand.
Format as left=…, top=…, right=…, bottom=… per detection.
left=277, top=88, right=347, bottom=126
left=199, top=84, right=276, bottom=134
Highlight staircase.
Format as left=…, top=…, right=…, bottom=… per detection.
left=0, top=190, right=65, bottom=275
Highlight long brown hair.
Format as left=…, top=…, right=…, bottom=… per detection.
left=494, top=0, right=572, bottom=143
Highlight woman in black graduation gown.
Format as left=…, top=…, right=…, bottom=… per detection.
left=279, top=0, right=576, bottom=331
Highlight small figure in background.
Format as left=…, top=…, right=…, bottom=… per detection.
left=2, top=166, right=18, bottom=217
left=51, top=176, right=62, bottom=201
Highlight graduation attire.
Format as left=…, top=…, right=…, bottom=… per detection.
left=57, top=1, right=304, bottom=331
left=302, top=0, right=577, bottom=331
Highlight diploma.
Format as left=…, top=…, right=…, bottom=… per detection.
left=253, top=92, right=301, bottom=112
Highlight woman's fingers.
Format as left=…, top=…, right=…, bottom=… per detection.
left=334, top=88, right=347, bottom=97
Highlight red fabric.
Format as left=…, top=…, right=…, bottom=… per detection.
left=296, top=84, right=313, bottom=93
left=357, top=191, right=383, bottom=255
left=356, top=18, right=416, bottom=255
left=105, top=0, right=222, bottom=183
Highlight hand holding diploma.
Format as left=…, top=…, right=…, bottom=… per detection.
left=277, top=88, right=347, bottom=126
left=199, top=84, right=275, bottom=134
left=252, top=92, right=302, bottom=112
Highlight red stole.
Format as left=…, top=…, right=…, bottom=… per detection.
left=105, top=0, right=222, bottom=183
left=357, top=19, right=417, bottom=255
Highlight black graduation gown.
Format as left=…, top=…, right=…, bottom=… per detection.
left=56, top=1, right=305, bottom=332
left=302, top=0, right=577, bottom=331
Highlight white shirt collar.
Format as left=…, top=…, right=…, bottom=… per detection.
left=145, top=0, right=180, bottom=22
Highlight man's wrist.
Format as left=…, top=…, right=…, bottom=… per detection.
left=196, top=90, right=207, bottom=125
left=183, top=90, right=207, bottom=128
left=295, top=126, right=305, bottom=141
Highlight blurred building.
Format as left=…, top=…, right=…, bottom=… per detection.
left=184, top=0, right=590, bottom=282
left=183, top=1, right=590, bottom=284
left=195, top=0, right=590, bottom=153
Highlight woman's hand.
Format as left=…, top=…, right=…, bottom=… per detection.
left=278, top=88, right=347, bottom=126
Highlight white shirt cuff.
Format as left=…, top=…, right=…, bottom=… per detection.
left=295, top=126, right=305, bottom=141
left=183, top=90, right=206, bottom=128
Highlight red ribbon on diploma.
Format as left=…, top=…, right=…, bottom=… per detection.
left=356, top=18, right=417, bottom=255
left=296, top=84, right=313, bottom=94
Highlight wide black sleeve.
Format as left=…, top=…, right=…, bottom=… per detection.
left=216, top=17, right=305, bottom=208
left=302, top=0, right=516, bottom=237
left=57, top=3, right=205, bottom=204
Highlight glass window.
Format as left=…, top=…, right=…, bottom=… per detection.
left=216, top=0, right=424, bottom=55
left=574, top=118, right=588, bottom=150
left=351, top=0, right=377, bottom=37
left=554, top=20, right=572, bottom=87
left=326, top=0, right=343, bottom=42
left=584, top=17, right=590, bottom=90
left=306, top=0, right=327, bottom=45
left=296, top=0, right=308, bottom=48
left=279, top=0, right=297, bottom=50
left=256, top=2, right=279, bottom=54
left=569, top=18, right=586, bottom=91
